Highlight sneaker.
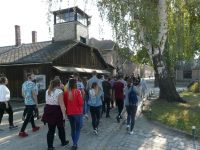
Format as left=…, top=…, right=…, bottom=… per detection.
left=22, top=116, right=25, bottom=121
left=32, top=126, right=40, bottom=132
left=116, top=117, right=120, bottom=123
left=37, top=116, right=41, bottom=120
left=47, top=147, right=55, bottom=150
left=18, top=132, right=28, bottom=137
left=93, top=129, right=98, bottom=135
left=61, top=140, right=69, bottom=146
left=71, top=145, right=77, bottom=150
left=106, top=115, right=110, bottom=118
left=126, top=125, right=130, bottom=131
left=84, top=114, right=89, bottom=120
left=9, top=125, right=18, bottom=130
left=129, top=131, right=134, bottom=135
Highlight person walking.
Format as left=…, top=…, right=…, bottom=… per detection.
left=64, top=79, right=83, bottom=150
left=0, top=76, right=18, bottom=129
left=42, top=78, right=69, bottom=150
left=86, top=71, right=102, bottom=91
left=113, top=75, right=125, bottom=123
left=140, top=78, right=148, bottom=98
left=88, top=82, right=103, bottom=135
left=102, top=75, right=112, bottom=118
left=124, top=78, right=140, bottom=134
left=19, top=73, right=40, bottom=137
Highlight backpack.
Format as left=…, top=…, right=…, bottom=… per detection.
left=128, top=86, right=138, bottom=105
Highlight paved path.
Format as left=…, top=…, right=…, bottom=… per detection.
left=0, top=106, right=199, bottom=150
left=1, top=79, right=199, bottom=150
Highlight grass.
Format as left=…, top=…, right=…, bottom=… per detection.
left=144, top=91, right=200, bottom=137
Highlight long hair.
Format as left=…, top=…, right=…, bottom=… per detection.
left=48, top=78, right=61, bottom=95
left=91, top=82, right=99, bottom=96
left=68, top=78, right=77, bottom=100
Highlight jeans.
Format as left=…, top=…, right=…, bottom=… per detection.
left=83, top=100, right=89, bottom=115
left=68, top=115, right=82, bottom=146
left=116, top=99, right=124, bottom=118
left=47, top=123, right=66, bottom=148
left=126, top=105, right=137, bottom=131
left=90, top=106, right=101, bottom=130
left=0, top=102, right=14, bottom=126
left=20, top=105, right=36, bottom=132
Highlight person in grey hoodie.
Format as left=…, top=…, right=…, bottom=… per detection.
left=124, top=78, right=140, bottom=135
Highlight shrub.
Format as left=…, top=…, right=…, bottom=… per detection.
left=188, top=81, right=200, bottom=93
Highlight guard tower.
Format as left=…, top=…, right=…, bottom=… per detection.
left=53, top=7, right=91, bottom=44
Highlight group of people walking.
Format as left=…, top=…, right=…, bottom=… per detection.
left=0, top=71, right=148, bottom=150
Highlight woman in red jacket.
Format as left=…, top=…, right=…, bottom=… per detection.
left=64, top=78, right=83, bottom=150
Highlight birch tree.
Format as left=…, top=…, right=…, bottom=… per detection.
left=98, top=0, right=200, bottom=102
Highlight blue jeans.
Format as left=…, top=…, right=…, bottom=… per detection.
left=68, top=115, right=83, bottom=146
left=83, top=101, right=89, bottom=115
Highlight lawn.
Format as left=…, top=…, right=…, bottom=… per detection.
left=144, top=91, right=200, bottom=137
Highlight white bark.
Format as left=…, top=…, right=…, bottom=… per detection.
left=158, top=0, right=168, bottom=55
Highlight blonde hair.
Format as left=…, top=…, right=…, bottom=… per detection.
left=48, top=78, right=61, bottom=95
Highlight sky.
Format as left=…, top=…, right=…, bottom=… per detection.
left=0, top=0, right=114, bottom=47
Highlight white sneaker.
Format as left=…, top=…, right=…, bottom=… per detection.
left=126, top=125, right=130, bottom=131
left=129, top=131, right=134, bottom=135
left=84, top=114, right=89, bottom=120
left=93, top=129, right=98, bottom=135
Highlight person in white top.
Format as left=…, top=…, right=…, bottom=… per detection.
left=0, top=76, right=17, bottom=129
left=42, top=78, right=69, bottom=150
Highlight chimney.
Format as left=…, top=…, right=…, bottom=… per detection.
left=32, top=31, right=37, bottom=43
left=15, top=25, right=21, bottom=46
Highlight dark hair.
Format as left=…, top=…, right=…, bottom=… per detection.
left=48, top=78, right=61, bottom=95
left=27, top=73, right=32, bottom=79
left=92, top=71, right=97, bottom=76
left=127, top=78, right=132, bottom=88
left=91, top=82, right=98, bottom=89
left=0, top=76, right=7, bottom=84
left=68, top=78, right=77, bottom=90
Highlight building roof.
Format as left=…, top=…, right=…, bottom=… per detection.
left=88, top=38, right=116, bottom=51
left=53, top=6, right=91, bottom=18
left=0, top=40, right=78, bottom=65
left=0, top=40, right=99, bottom=65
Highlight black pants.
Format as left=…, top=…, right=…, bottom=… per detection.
left=116, top=99, right=124, bottom=118
left=20, top=105, right=36, bottom=132
left=0, top=102, right=14, bottom=126
left=47, top=123, right=66, bottom=148
left=102, top=97, right=111, bottom=117
left=90, top=106, right=101, bottom=130
left=23, top=106, right=39, bottom=118
left=126, top=105, right=137, bottom=131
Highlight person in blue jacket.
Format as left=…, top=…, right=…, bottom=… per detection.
left=88, top=82, right=103, bottom=135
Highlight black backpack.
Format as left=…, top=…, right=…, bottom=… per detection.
left=128, top=86, right=138, bottom=105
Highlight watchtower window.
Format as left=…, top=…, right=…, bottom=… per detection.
left=77, top=13, right=87, bottom=26
left=56, top=12, right=75, bottom=23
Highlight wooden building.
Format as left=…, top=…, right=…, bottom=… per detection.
left=0, top=7, right=109, bottom=100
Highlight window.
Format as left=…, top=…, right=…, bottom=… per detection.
left=56, top=12, right=75, bottom=23
left=77, top=13, right=87, bottom=26
left=80, top=36, right=86, bottom=44
left=183, top=70, right=192, bottom=79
